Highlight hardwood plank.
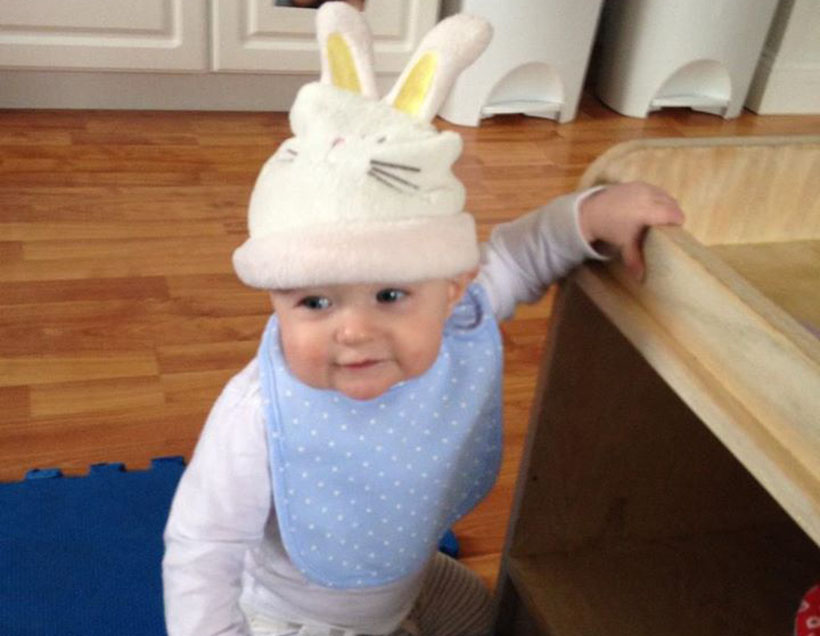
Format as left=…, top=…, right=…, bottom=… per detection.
left=0, top=406, right=207, bottom=481
left=0, top=351, right=159, bottom=387
left=0, top=300, right=266, bottom=353
left=0, top=277, right=170, bottom=305
left=0, top=220, right=227, bottom=241
left=157, top=340, right=259, bottom=375
left=0, top=170, right=205, bottom=187
left=0, top=386, right=30, bottom=421
left=30, top=375, right=164, bottom=418
left=0, top=241, right=23, bottom=262
left=161, top=368, right=240, bottom=407
left=0, top=129, right=72, bottom=145
left=0, top=256, right=234, bottom=283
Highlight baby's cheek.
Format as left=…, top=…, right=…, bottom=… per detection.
left=282, top=337, right=330, bottom=387
left=401, top=332, right=443, bottom=377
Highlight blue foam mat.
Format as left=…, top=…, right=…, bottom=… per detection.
left=0, top=458, right=185, bottom=636
left=0, top=457, right=460, bottom=635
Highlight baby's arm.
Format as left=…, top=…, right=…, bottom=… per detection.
left=476, top=189, right=607, bottom=321
left=162, top=363, right=270, bottom=636
left=477, top=183, right=683, bottom=321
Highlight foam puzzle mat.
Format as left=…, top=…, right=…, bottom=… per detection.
left=0, top=457, right=460, bottom=635
left=0, top=457, right=185, bottom=636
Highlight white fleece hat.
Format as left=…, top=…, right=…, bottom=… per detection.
left=232, top=3, right=491, bottom=289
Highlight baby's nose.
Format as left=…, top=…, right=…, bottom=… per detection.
left=335, top=308, right=376, bottom=345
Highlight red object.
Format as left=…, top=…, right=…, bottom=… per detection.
left=796, top=584, right=820, bottom=636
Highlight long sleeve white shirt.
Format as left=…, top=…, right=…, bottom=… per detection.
left=162, top=190, right=605, bottom=636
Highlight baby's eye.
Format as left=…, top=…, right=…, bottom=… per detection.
left=298, top=296, right=331, bottom=310
left=376, top=289, right=406, bottom=304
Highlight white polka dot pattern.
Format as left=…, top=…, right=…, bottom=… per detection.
left=258, top=284, right=503, bottom=589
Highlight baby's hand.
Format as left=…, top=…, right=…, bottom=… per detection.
left=578, top=181, right=685, bottom=281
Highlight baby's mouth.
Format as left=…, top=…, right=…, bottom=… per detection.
left=338, top=359, right=381, bottom=370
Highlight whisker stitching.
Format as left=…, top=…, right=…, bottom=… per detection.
left=367, top=170, right=404, bottom=192
left=370, top=160, right=421, bottom=173
left=370, top=167, right=420, bottom=190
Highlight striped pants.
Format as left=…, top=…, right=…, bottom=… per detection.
left=245, top=553, right=495, bottom=636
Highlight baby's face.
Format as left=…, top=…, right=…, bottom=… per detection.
left=269, top=274, right=474, bottom=401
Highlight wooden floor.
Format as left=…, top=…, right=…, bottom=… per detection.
left=1, top=95, right=818, bottom=588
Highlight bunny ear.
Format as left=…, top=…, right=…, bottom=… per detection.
left=384, top=14, right=492, bottom=122
left=316, top=2, right=378, bottom=99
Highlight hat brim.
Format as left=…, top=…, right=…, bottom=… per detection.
left=233, top=213, right=479, bottom=290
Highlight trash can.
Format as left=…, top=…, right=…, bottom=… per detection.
left=594, top=0, right=779, bottom=118
left=438, top=0, right=604, bottom=126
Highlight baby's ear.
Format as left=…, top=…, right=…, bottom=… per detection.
left=316, top=1, right=378, bottom=98
left=446, top=268, right=478, bottom=312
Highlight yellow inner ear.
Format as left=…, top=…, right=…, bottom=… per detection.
left=327, top=32, right=361, bottom=94
left=392, top=52, right=438, bottom=116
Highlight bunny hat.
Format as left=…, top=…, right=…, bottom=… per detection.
left=232, top=3, right=492, bottom=289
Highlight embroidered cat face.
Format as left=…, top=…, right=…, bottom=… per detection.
left=247, top=83, right=466, bottom=238
left=270, top=273, right=473, bottom=401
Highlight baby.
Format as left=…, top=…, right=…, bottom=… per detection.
left=162, top=5, right=683, bottom=636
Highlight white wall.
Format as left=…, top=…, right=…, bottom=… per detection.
left=746, top=0, right=820, bottom=114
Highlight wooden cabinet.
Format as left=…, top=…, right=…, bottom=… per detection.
left=0, top=0, right=207, bottom=71
left=212, top=0, right=439, bottom=73
left=0, top=0, right=439, bottom=109
left=494, top=136, right=820, bottom=635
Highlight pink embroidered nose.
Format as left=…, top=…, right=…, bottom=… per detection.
left=331, top=137, right=345, bottom=148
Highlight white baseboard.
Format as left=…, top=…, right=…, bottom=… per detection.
left=0, top=70, right=397, bottom=111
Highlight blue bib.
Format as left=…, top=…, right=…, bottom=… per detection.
left=258, top=284, right=503, bottom=589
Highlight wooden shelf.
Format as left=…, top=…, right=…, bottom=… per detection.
left=507, top=524, right=817, bottom=636
left=494, top=137, right=820, bottom=636
left=711, top=239, right=820, bottom=336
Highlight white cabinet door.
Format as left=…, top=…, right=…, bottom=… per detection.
left=212, top=0, right=439, bottom=73
left=0, top=0, right=207, bottom=71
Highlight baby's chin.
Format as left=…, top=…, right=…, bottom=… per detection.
left=294, top=359, right=435, bottom=402
left=333, top=371, right=399, bottom=402
left=339, top=385, right=391, bottom=402
left=333, top=368, right=417, bottom=402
